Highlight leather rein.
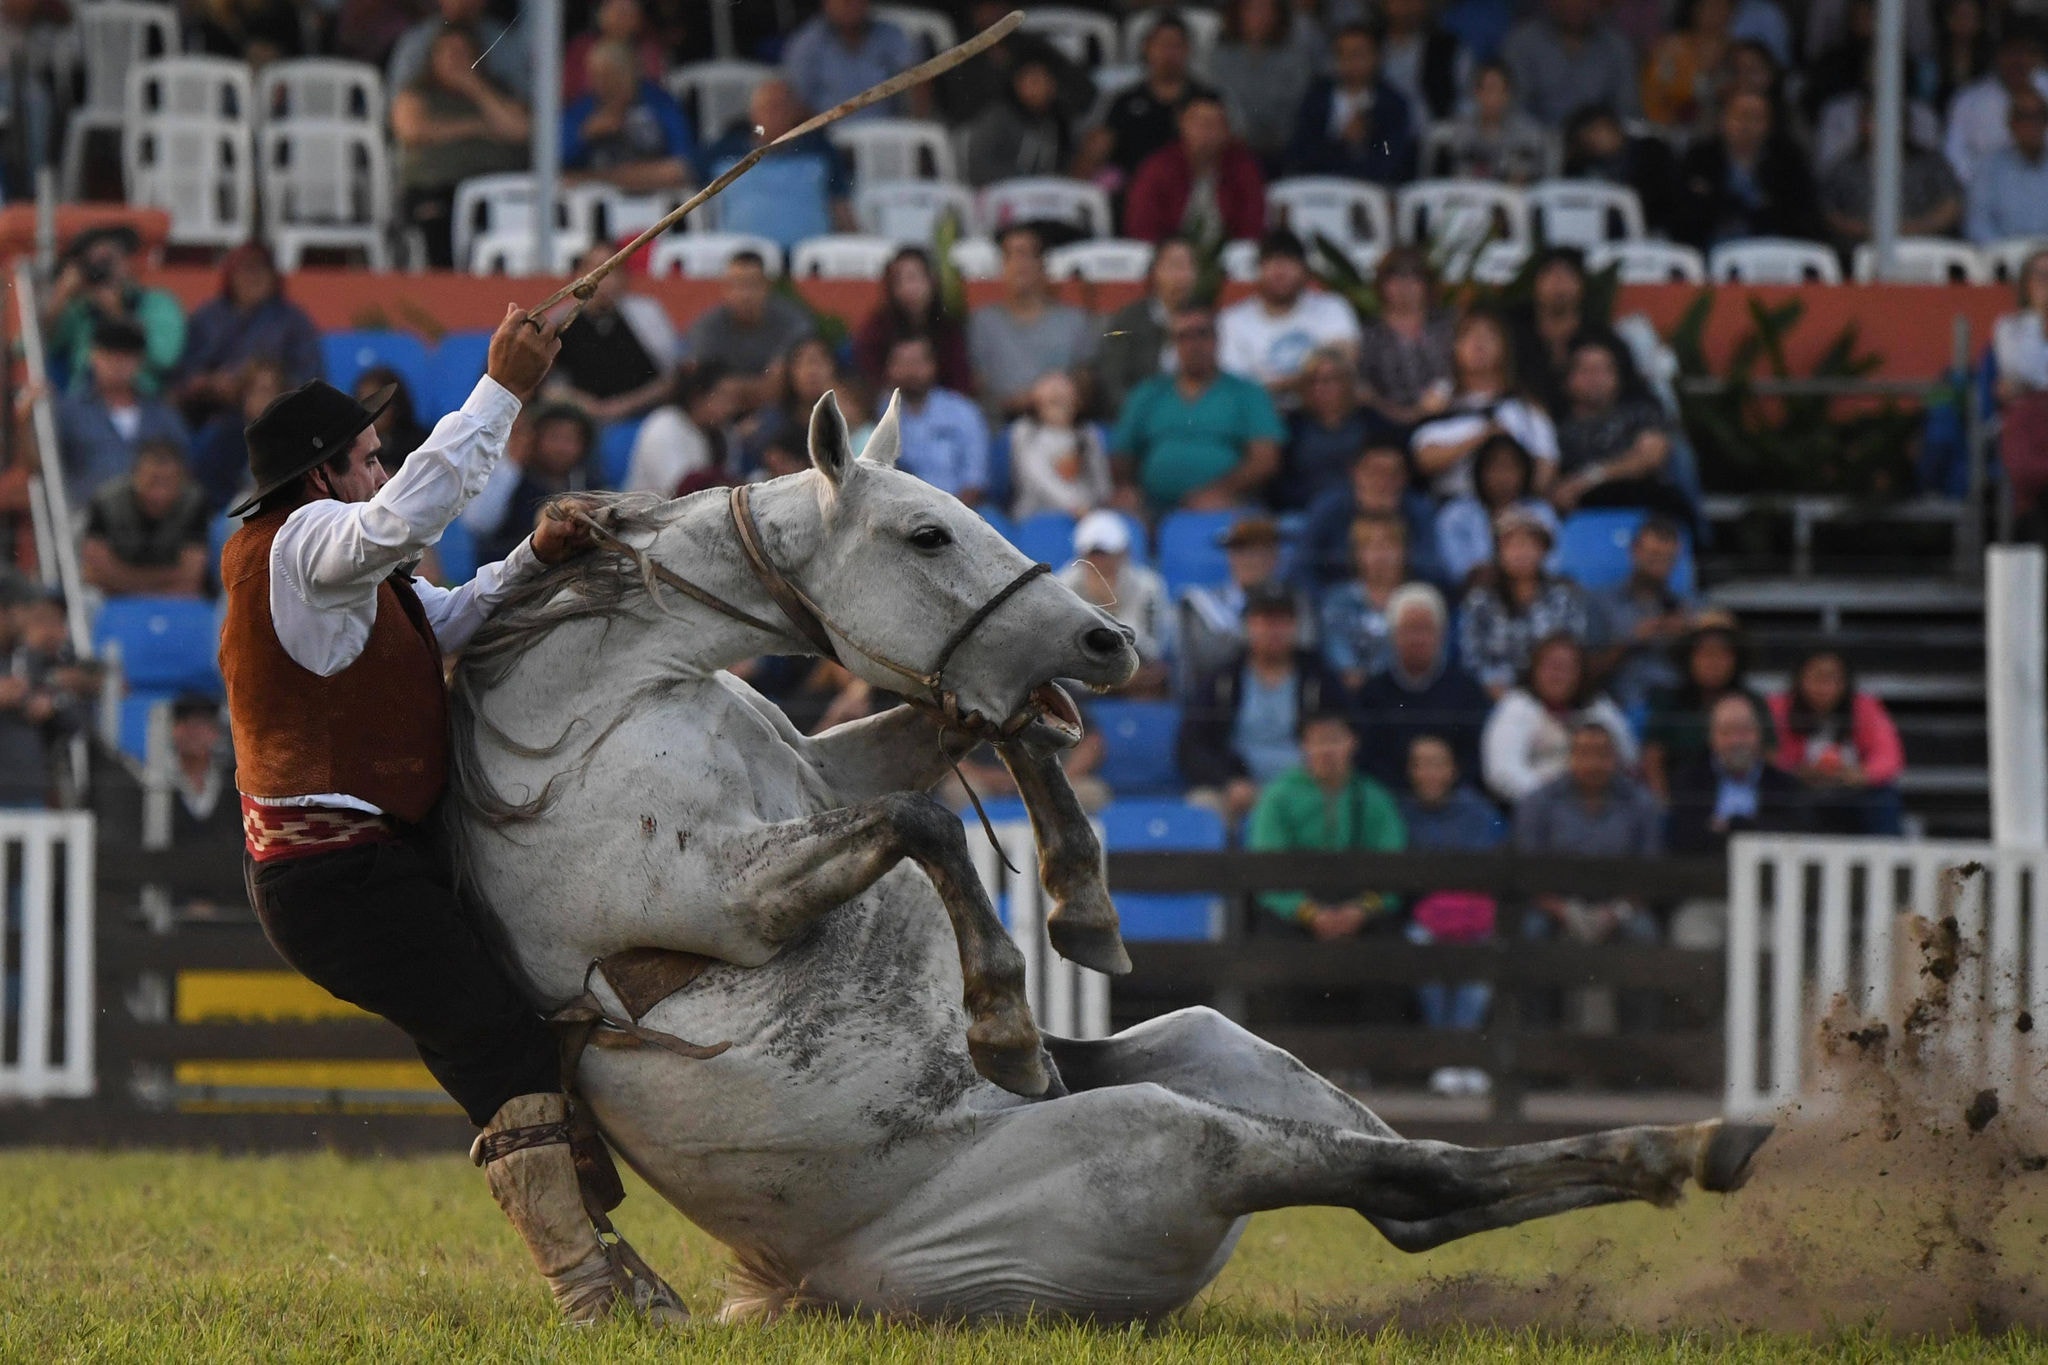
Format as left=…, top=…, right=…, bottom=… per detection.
left=572, top=487, right=1054, bottom=742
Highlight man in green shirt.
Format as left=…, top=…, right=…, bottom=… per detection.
left=1111, top=305, right=1284, bottom=512
left=45, top=226, right=187, bottom=398
left=1248, top=710, right=1407, bottom=937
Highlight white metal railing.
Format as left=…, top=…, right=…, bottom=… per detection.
left=14, top=257, right=92, bottom=657
left=969, top=821, right=1110, bottom=1041
left=0, top=810, right=96, bottom=1100
left=1725, top=836, right=2046, bottom=1119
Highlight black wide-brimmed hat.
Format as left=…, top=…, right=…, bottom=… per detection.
left=228, top=379, right=393, bottom=518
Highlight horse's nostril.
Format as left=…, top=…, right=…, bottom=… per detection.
left=1083, top=626, right=1127, bottom=656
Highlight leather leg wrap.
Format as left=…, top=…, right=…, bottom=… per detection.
left=476, top=1094, right=619, bottom=1323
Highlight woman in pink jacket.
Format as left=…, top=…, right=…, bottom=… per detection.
left=1768, top=649, right=1905, bottom=836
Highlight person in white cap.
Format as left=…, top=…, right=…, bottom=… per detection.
left=1056, top=509, right=1173, bottom=696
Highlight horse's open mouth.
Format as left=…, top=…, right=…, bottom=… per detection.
left=1013, top=682, right=1084, bottom=748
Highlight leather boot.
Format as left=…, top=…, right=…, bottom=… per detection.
left=473, top=1093, right=676, bottom=1325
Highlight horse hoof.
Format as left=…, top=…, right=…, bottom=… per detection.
left=1696, top=1120, right=1774, bottom=1193
left=1046, top=917, right=1133, bottom=977
left=968, top=1034, right=1049, bottom=1097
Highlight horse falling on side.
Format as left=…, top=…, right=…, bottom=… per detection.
left=446, top=392, right=1770, bottom=1323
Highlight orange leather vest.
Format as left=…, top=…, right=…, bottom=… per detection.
left=218, top=501, right=449, bottom=823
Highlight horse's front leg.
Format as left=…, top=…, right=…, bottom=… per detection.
left=682, top=794, right=1045, bottom=1096
left=998, top=741, right=1131, bottom=976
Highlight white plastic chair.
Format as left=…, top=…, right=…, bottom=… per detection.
left=1266, top=177, right=1395, bottom=250
left=647, top=231, right=785, bottom=278
left=1526, top=180, right=1644, bottom=248
left=1465, top=240, right=1529, bottom=285
left=124, top=116, right=254, bottom=248
left=977, top=177, right=1115, bottom=239
left=257, top=58, right=384, bottom=125
left=789, top=234, right=900, bottom=279
left=467, top=230, right=589, bottom=276
left=1045, top=238, right=1155, bottom=282
left=450, top=173, right=579, bottom=273
left=259, top=121, right=389, bottom=268
left=1851, top=239, right=1990, bottom=284
left=1588, top=240, right=1707, bottom=284
left=829, top=118, right=959, bottom=184
left=126, top=55, right=255, bottom=123
left=1018, top=7, right=1121, bottom=65
left=1984, top=237, right=2048, bottom=283
left=666, top=60, right=772, bottom=142
left=62, top=1, right=175, bottom=198
left=853, top=178, right=977, bottom=244
left=563, top=184, right=687, bottom=247
left=873, top=3, right=958, bottom=56
left=948, top=236, right=1002, bottom=280
left=1395, top=179, right=1532, bottom=251
left=1123, top=7, right=1221, bottom=72
left=1708, top=238, right=1844, bottom=284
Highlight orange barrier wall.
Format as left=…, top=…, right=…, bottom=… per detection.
left=140, top=266, right=2013, bottom=382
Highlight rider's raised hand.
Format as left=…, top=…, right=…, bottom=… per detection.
left=532, top=494, right=605, bottom=566
left=487, top=303, right=564, bottom=403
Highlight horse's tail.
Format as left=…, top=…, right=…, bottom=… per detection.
left=717, top=1247, right=816, bottom=1324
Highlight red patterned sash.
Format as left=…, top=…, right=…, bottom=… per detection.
left=240, top=795, right=396, bottom=863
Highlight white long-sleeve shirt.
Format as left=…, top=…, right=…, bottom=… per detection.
left=1480, top=688, right=1639, bottom=805
left=257, top=375, right=541, bottom=813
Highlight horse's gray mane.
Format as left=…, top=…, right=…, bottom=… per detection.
left=444, top=491, right=694, bottom=882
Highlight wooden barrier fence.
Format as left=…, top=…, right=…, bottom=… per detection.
left=3, top=842, right=1728, bottom=1149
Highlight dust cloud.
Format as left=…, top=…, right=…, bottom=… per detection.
left=1350, top=897, right=2048, bottom=1338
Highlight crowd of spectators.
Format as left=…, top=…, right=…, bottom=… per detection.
left=3, top=0, right=2005, bottom=1074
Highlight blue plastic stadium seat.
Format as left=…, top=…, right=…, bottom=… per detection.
left=1010, top=511, right=1077, bottom=568
left=434, top=517, right=477, bottom=585
left=1156, top=509, right=1240, bottom=594
left=1098, top=799, right=1226, bottom=941
left=320, top=331, right=436, bottom=414
left=427, top=330, right=494, bottom=423
left=597, top=418, right=643, bottom=490
left=93, top=597, right=223, bottom=695
left=1554, top=509, right=1695, bottom=595
left=1090, top=698, right=1183, bottom=797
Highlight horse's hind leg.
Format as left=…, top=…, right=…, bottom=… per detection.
left=998, top=742, right=1130, bottom=976
left=664, top=793, right=1045, bottom=1096
left=1047, top=1006, right=1398, bottom=1136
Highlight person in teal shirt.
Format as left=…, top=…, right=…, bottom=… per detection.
left=45, top=226, right=186, bottom=398
left=1111, top=305, right=1285, bottom=512
left=1247, top=710, right=1407, bottom=936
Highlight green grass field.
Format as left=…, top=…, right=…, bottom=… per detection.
left=2, top=1147, right=2041, bottom=1363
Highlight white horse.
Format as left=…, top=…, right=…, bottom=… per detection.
left=446, top=394, right=1769, bottom=1323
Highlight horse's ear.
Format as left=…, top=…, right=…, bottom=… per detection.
left=861, top=390, right=903, bottom=468
left=808, top=390, right=856, bottom=488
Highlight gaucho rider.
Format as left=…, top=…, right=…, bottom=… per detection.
left=218, top=306, right=669, bottom=1324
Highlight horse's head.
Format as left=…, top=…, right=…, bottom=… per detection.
left=790, top=389, right=1138, bottom=748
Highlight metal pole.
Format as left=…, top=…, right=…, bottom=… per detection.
left=1986, top=545, right=2047, bottom=846
left=531, top=0, right=562, bottom=275
left=1870, top=0, right=1905, bottom=278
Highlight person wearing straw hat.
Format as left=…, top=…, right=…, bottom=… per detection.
left=217, top=307, right=681, bottom=1325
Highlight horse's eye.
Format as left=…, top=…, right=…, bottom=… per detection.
left=908, top=527, right=952, bottom=551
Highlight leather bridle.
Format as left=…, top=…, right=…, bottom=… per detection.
left=571, top=487, right=1055, bottom=740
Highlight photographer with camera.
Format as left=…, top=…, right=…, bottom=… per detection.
left=44, top=225, right=187, bottom=398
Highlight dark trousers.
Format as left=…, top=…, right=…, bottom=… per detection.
left=244, top=836, right=560, bottom=1126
